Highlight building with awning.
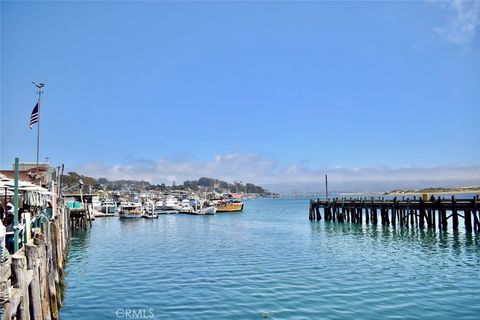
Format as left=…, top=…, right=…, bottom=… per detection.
left=0, top=173, right=51, bottom=214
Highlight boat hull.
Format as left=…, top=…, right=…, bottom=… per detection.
left=216, top=203, right=243, bottom=212
left=197, top=207, right=216, bottom=215
left=119, top=214, right=142, bottom=219
left=143, top=214, right=158, bottom=219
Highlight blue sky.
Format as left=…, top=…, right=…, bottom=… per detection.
left=1, top=1, right=479, bottom=191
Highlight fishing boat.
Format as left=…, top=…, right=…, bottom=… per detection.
left=215, top=199, right=244, bottom=212
left=98, top=200, right=118, bottom=217
left=119, top=203, right=143, bottom=219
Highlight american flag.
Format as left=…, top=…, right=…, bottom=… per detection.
left=29, top=103, right=39, bottom=129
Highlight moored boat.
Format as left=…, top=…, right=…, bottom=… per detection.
left=215, top=199, right=243, bottom=212
left=157, top=196, right=179, bottom=214
left=198, top=206, right=216, bottom=215
left=98, top=200, right=118, bottom=217
left=143, top=212, right=158, bottom=219
left=178, top=199, right=194, bottom=214
left=119, top=203, right=143, bottom=219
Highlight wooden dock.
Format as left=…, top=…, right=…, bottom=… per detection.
left=0, top=202, right=87, bottom=319
left=309, top=195, right=480, bottom=233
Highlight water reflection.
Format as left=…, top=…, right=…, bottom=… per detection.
left=311, top=220, right=480, bottom=252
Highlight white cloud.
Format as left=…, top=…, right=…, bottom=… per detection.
left=434, top=0, right=480, bottom=44
left=73, top=153, right=480, bottom=193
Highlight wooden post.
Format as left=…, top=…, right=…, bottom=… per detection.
left=419, top=198, right=425, bottom=229
left=308, top=200, right=313, bottom=221
left=473, top=197, right=480, bottom=234
left=437, top=197, right=442, bottom=230
left=391, top=197, right=397, bottom=227
left=46, top=226, right=59, bottom=320
left=380, top=203, right=385, bottom=225
left=358, top=201, right=363, bottom=224
left=410, top=203, right=415, bottom=228
left=427, top=208, right=433, bottom=229
left=13, top=158, right=20, bottom=253
left=332, top=200, right=336, bottom=222
left=12, top=253, right=31, bottom=320
left=430, top=196, right=436, bottom=230
left=441, top=198, right=447, bottom=231
left=25, top=243, right=43, bottom=320
left=405, top=199, right=410, bottom=227
left=34, top=233, right=52, bottom=320
left=316, top=204, right=322, bottom=221
left=352, top=200, right=356, bottom=223
left=452, top=196, right=459, bottom=231
left=464, top=208, right=472, bottom=233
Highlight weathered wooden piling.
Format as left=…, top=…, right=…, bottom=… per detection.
left=309, top=195, right=480, bottom=234
left=464, top=207, right=472, bottom=233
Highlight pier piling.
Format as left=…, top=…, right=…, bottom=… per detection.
left=309, top=196, right=480, bottom=234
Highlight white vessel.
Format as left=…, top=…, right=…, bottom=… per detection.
left=178, top=199, right=194, bottom=214
left=119, top=202, right=143, bottom=219
left=195, top=200, right=216, bottom=215
left=98, top=199, right=118, bottom=217
left=198, top=206, right=216, bottom=215
left=158, top=196, right=179, bottom=214
left=153, top=200, right=165, bottom=215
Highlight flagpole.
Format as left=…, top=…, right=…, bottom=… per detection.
left=33, top=83, right=44, bottom=185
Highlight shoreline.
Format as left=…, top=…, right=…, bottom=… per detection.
left=338, top=190, right=480, bottom=197
left=384, top=190, right=480, bottom=197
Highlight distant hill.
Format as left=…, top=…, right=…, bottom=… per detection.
left=62, top=172, right=269, bottom=194
left=184, top=177, right=266, bottom=194
left=384, top=186, right=480, bottom=195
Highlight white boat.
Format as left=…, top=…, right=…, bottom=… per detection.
left=178, top=199, right=194, bottom=214
left=98, top=200, right=118, bottom=217
left=119, top=203, right=143, bottom=219
left=143, top=200, right=155, bottom=215
left=158, top=196, right=179, bottom=214
left=195, top=200, right=216, bottom=215
left=143, top=212, right=158, bottom=219
left=153, top=201, right=166, bottom=215
left=198, top=206, right=216, bottom=215
left=92, top=196, right=102, bottom=213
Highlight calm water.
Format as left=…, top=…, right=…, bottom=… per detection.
left=61, top=198, right=480, bottom=319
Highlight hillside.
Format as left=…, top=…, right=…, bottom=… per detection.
left=61, top=172, right=269, bottom=194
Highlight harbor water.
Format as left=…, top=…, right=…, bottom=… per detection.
left=61, top=198, right=480, bottom=319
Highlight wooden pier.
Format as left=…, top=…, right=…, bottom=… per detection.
left=309, top=195, right=480, bottom=233
left=0, top=202, right=86, bottom=320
